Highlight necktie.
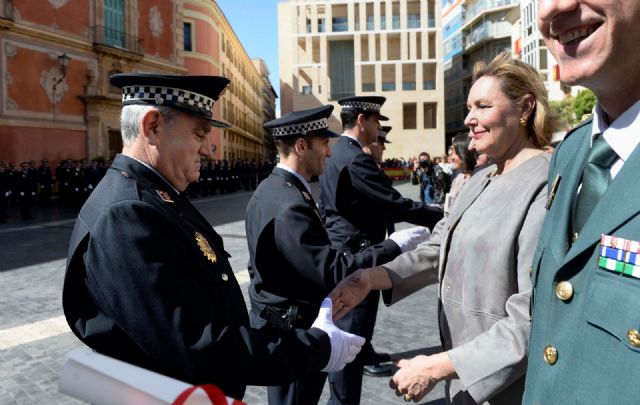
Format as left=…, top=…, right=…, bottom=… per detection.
left=572, top=135, right=618, bottom=233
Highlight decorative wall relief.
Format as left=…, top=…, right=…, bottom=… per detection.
left=48, top=0, right=70, bottom=9
left=6, top=98, right=17, bottom=111
left=40, top=67, right=68, bottom=104
left=4, top=42, right=16, bottom=57
left=149, top=6, right=163, bottom=38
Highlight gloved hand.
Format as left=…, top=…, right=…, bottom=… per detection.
left=311, top=298, right=365, bottom=372
left=389, top=226, right=431, bottom=253
left=19, top=192, right=24, bottom=197
left=4, top=191, right=10, bottom=197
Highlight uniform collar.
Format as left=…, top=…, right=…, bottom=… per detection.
left=591, top=100, right=640, bottom=163
left=276, top=163, right=311, bottom=194
left=341, top=133, right=363, bottom=148
left=126, top=155, right=180, bottom=194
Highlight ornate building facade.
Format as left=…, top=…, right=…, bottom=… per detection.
left=0, top=0, right=276, bottom=166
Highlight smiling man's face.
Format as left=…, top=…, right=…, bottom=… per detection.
left=537, top=0, right=640, bottom=91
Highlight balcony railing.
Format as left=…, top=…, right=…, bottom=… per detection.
left=0, top=0, right=14, bottom=20
left=463, top=0, right=517, bottom=27
left=465, top=21, right=511, bottom=49
left=92, top=25, right=144, bottom=55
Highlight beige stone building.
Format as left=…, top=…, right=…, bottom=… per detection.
left=278, top=0, right=445, bottom=159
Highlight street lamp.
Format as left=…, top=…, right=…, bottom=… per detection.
left=52, top=52, right=70, bottom=120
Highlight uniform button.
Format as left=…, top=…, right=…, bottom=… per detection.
left=445, top=285, right=451, bottom=294
left=529, top=266, right=533, bottom=276
left=543, top=345, right=558, bottom=365
left=555, top=281, right=574, bottom=301
left=221, top=273, right=229, bottom=282
left=121, top=171, right=129, bottom=178
left=628, top=330, right=640, bottom=347
left=572, top=232, right=579, bottom=243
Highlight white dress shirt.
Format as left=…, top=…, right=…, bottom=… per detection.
left=591, top=100, right=640, bottom=179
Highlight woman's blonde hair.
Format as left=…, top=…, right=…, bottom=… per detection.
left=473, top=52, right=562, bottom=147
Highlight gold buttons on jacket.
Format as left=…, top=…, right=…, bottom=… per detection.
left=543, top=345, right=558, bottom=365
left=628, top=330, right=640, bottom=347
left=555, top=281, right=574, bottom=301
left=221, top=273, right=229, bottom=282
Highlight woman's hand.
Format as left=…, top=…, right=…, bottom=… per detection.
left=390, top=352, right=457, bottom=402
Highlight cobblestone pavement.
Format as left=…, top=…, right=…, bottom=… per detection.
left=0, top=181, right=446, bottom=405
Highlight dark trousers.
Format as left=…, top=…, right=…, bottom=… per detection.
left=250, top=310, right=326, bottom=405
left=19, top=196, right=33, bottom=219
left=327, top=290, right=380, bottom=405
left=0, top=196, right=8, bottom=221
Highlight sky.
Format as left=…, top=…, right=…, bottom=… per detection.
left=216, top=0, right=281, bottom=111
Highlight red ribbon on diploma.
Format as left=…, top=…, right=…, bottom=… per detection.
left=172, top=384, right=246, bottom=405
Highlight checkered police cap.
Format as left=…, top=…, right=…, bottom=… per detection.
left=265, top=105, right=338, bottom=139
left=378, top=126, right=392, bottom=144
left=338, top=96, right=389, bottom=121
left=110, top=73, right=231, bottom=128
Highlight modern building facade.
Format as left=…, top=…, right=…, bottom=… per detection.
left=0, top=0, right=276, bottom=166
left=278, top=0, right=446, bottom=159
left=443, top=0, right=518, bottom=140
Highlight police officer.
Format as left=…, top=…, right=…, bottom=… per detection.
left=38, top=160, right=53, bottom=205
left=0, top=162, right=9, bottom=223
left=246, top=106, right=428, bottom=405
left=17, top=162, right=35, bottom=220
left=62, top=73, right=365, bottom=400
left=363, top=126, right=396, bottom=251
left=319, top=96, right=443, bottom=404
left=523, top=1, right=640, bottom=404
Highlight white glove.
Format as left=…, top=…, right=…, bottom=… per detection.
left=4, top=191, right=10, bottom=197
left=311, top=298, right=365, bottom=372
left=389, top=226, right=431, bottom=253
left=19, top=192, right=24, bottom=197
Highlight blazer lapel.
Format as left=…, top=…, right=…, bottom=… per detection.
left=438, top=170, right=494, bottom=280
left=563, top=142, right=640, bottom=266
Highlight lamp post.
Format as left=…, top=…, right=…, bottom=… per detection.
left=52, top=52, right=70, bottom=121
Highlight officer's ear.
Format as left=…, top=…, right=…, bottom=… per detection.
left=141, top=109, right=162, bottom=145
left=293, top=137, right=308, bottom=155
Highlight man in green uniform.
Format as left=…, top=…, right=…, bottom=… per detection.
left=523, top=1, right=640, bottom=403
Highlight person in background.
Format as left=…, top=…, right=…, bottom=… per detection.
left=0, top=162, right=9, bottom=223
left=330, top=52, right=562, bottom=404
left=444, top=133, right=477, bottom=216
left=411, top=152, right=448, bottom=209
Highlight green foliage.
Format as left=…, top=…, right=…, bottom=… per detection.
left=550, top=97, right=574, bottom=129
left=573, top=89, right=597, bottom=119
left=550, top=89, right=597, bottom=128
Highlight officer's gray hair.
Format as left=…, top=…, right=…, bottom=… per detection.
left=120, top=105, right=176, bottom=145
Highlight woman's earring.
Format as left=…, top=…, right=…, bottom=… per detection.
left=520, top=117, right=527, bottom=127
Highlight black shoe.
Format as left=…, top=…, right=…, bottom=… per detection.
left=363, top=363, right=395, bottom=377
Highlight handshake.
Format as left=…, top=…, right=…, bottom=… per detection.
left=311, top=298, right=365, bottom=372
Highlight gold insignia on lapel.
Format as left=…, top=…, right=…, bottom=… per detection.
left=195, top=232, right=217, bottom=263
left=545, top=175, right=561, bottom=210
left=156, top=190, right=174, bottom=203
left=302, top=191, right=311, bottom=201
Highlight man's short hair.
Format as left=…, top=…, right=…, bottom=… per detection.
left=120, top=105, right=177, bottom=145
left=340, top=109, right=377, bottom=130
left=274, top=137, right=304, bottom=157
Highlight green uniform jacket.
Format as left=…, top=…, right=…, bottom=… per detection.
left=524, top=119, right=640, bottom=404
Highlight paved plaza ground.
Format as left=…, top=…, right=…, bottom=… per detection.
left=0, top=181, right=446, bottom=405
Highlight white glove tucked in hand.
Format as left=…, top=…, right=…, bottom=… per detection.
left=311, top=298, right=365, bottom=372
left=389, top=226, right=431, bottom=253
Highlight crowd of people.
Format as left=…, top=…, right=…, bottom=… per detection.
left=0, top=158, right=275, bottom=223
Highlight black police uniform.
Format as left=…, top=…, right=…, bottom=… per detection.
left=17, top=166, right=35, bottom=220
left=62, top=74, right=332, bottom=400
left=38, top=163, right=53, bottom=205
left=0, top=169, right=9, bottom=222
left=246, top=106, right=402, bottom=405
left=320, top=99, right=443, bottom=405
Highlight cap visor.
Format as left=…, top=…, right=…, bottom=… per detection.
left=378, top=114, right=389, bottom=121
left=209, top=118, right=231, bottom=128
